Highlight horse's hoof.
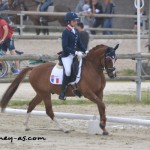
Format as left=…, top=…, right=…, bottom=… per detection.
left=1, top=108, right=5, bottom=113
left=99, top=123, right=105, bottom=130
left=103, top=131, right=109, bottom=135
left=25, top=128, right=30, bottom=131
left=64, top=130, right=70, bottom=133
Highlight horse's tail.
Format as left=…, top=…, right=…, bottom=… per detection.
left=0, top=67, right=33, bottom=112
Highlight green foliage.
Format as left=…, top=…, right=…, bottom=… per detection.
left=141, top=91, right=150, bottom=105
left=8, top=91, right=150, bottom=108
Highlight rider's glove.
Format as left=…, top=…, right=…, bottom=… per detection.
left=75, top=51, right=83, bottom=57
left=85, top=51, right=89, bottom=55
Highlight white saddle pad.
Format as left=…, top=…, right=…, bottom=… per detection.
left=47, top=6, right=54, bottom=12
left=50, top=59, right=82, bottom=85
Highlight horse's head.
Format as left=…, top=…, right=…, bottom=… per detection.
left=86, top=44, right=119, bottom=79
left=104, top=44, right=119, bottom=78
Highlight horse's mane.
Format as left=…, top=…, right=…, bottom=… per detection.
left=85, top=44, right=108, bottom=60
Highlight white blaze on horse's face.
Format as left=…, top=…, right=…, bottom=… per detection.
left=111, top=55, right=117, bottom=75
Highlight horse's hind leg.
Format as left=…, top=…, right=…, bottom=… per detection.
left=42, top=93, right=69, bottom=133
left=24, top=94, right=42, bottom=131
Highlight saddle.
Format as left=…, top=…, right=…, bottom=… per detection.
left=50, top=53, right=83, bottom=97
left=50, top=55, right=82, bottom=85
left=38, top=5, right=54, bottom=23
left=37, top=4, right=54, bottom=12
left=58, top=55, right=80, bottom=83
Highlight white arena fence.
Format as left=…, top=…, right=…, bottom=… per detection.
left=3, top=108, right=150, bottom=126
left=0, top=10, right=148, bottom=36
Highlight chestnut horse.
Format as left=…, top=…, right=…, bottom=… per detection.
left=8, top=0, right=70, bottom=35
left=0, top=44, right=119, bottom=135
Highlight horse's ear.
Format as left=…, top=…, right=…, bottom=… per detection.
left=114, top=44, right=119, bottom=50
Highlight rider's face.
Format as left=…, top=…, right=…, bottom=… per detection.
left=70, top=20, right=77, bottom=27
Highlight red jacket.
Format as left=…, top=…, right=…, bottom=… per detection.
left=0, top=19, right=13, bottom=40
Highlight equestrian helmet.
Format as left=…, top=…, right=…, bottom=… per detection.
left=65, top=12, right=79, bottom=22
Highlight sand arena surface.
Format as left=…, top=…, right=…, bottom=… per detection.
left=0, top=104, right=150, bottom=150
left=0, top=39, right=150, bottom=150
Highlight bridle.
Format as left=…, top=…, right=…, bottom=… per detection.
left=104, top=48, right=117, bottom=75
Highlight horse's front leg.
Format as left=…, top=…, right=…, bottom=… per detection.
left=85, top=90, right=108, bottom=135
left=97, top=91, right=108, bottom=135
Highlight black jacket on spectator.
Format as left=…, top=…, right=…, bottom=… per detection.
left=89, top=2, right=103, bottom=34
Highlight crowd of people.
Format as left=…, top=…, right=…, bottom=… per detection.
left=75, top=0, right=115, bottom=35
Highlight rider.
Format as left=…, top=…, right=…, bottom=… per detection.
left=59, top=12, right=88, bottom=100
left=39, top=0, right=54, bottom=12
left=39, top=0, right=54, bottom=22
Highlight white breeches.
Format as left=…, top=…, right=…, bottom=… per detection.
left=61, top=54, right=74, bottom=76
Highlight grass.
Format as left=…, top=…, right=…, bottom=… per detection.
left=7, top=91, right=150, bottom=108
left=8, top=99, right=93, bottom=108
left=117, top=69, right=136, bottom=76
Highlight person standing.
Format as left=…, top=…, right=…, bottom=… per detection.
left=59, top=12, right=87, bottom=100
left=76, top=22, right=89, bottom=50
left=75, top=0, right=91, bottom=28
left=75, top=0, right=90, bottom=13
left=134, top=7, right=146, bottom=32
left=88, top=0, right=103, bottom=35
left=102, top=0, right=115, bottom=35
left=0, top=16, right=20, bottom=74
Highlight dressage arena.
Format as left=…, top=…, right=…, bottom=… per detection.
left=0, top=39, right=150, bottom=150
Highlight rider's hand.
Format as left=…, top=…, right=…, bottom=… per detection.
left=75, top=51, right=83, bottom=57
left=85, top=51, right=89, bottom=55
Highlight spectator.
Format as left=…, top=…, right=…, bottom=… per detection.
left=75, top=0, right=91, bottom=29
left=0, top=0, right=8, bottom=11
left=102, top=0, right=115, bottom=35
left=88, top=0, right=103, bottom=35
left=0, top=15, right=20, bottom=74
left=134, top=7, right=146, bottom=32
left=75, top=0, right=90, bottom=13
left=77, top=22, right=89, bottom=50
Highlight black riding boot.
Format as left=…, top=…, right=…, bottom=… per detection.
left=59, top=75, right=69, bottom=100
